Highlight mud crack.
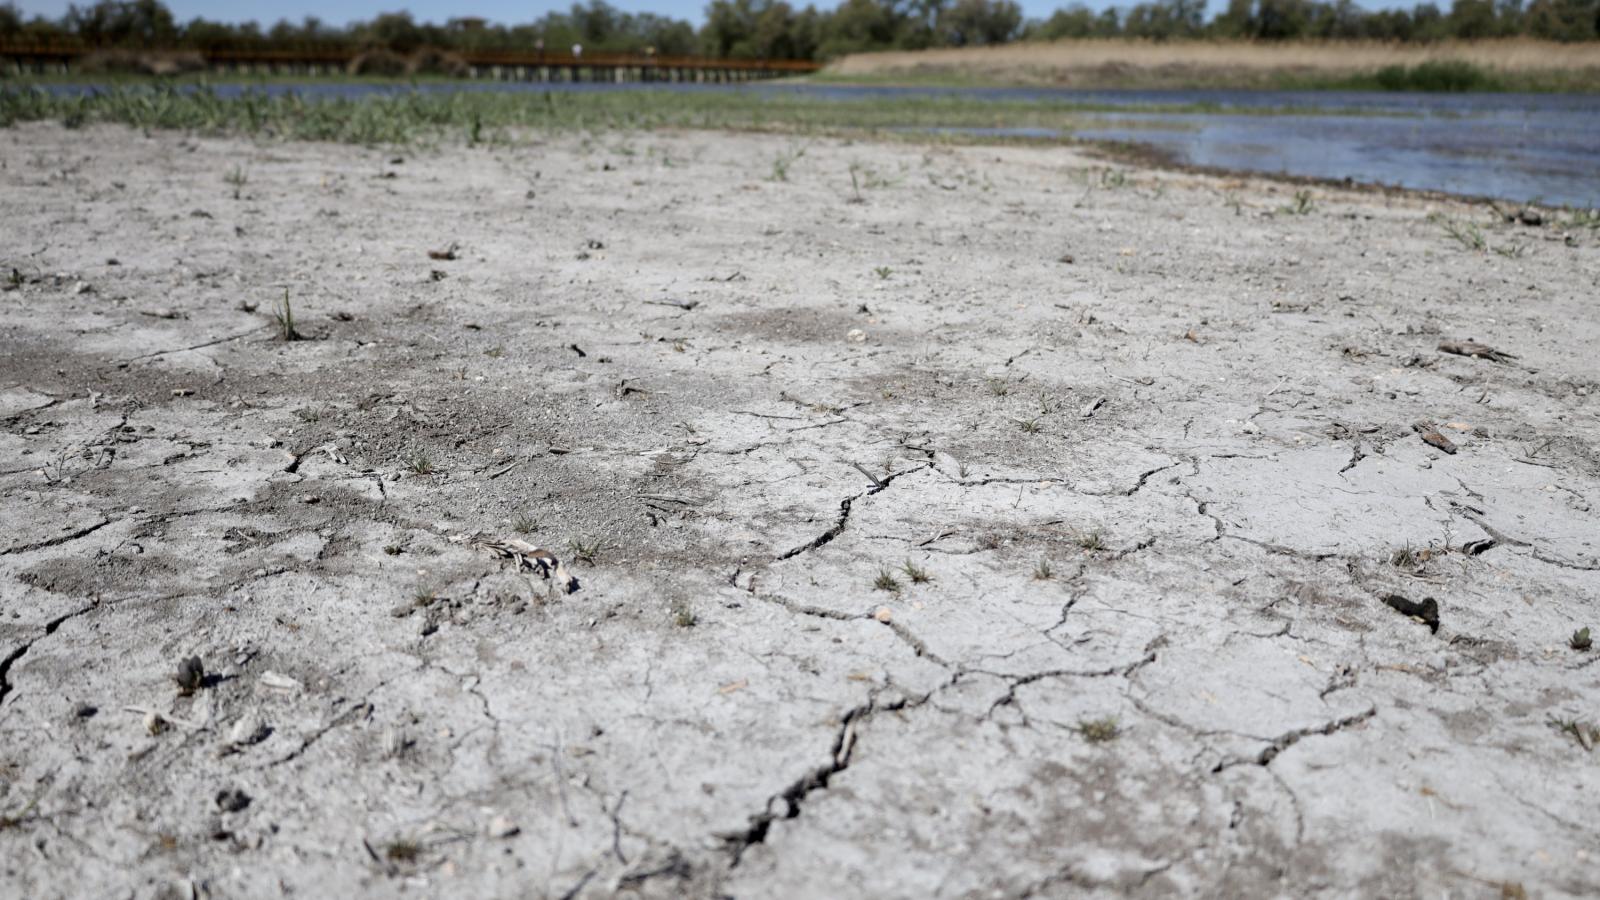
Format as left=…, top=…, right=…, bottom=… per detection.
left=775, top=463, right=929, bottom=561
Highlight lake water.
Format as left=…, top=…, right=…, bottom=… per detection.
left=38, top=80, right=1600, bottom=208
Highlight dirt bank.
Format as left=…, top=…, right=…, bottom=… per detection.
left=824, top=38, right=1600, bottom=90
left=1, top=123, right=1597, bottom=898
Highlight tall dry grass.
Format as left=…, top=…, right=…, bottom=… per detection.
left=828, top=38, right=1600, bottom=88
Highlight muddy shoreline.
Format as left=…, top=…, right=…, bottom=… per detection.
left=2, top=123, right=1597, bottom=898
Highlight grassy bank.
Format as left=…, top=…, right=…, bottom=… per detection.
left=0, top=83, right=1387, bottom=146
left=825, top=38, right=1600, bottom=92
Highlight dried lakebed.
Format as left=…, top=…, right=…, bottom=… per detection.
left=1, top=123, right=1597, bottom=899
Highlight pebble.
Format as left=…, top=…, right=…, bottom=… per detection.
left=228, top=713, right=268, bottom=747
left=487, top=815, right=520, bottom=839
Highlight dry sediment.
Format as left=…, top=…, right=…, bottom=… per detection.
left=1, top=123, right=1597, bottom=898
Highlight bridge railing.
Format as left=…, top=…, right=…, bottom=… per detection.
left=0, top=41, right=822, bottom=76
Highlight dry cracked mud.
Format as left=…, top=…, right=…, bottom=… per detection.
left=1, top=122, right=1597, bottom=899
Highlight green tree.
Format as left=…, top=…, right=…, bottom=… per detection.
left=938, top=0, right=1022, bottom=45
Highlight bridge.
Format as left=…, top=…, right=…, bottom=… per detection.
left=0, top=42, right=822, bottom=83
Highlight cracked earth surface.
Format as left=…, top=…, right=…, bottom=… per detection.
left=1, top=122, right=1597, bottom=898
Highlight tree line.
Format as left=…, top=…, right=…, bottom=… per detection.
left=2, top=0, right=1596, bottom=62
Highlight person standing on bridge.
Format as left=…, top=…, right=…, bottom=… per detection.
left=572, top=43, right=582, bottom=59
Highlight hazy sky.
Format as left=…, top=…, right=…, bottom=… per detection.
left=9, top=0, right=1319, bottom=28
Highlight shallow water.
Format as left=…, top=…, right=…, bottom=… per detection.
left=40, top=80, right=1600, bottom=207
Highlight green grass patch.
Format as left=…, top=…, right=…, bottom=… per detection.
left=0, top=81, right=1407, bottom=147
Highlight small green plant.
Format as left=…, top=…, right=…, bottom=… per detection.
left=271, top=288, right=303, bottom=341
left=986, top=378, right=1010, bottom=397
left=1100, top=169, right=1129, bottom=189
left=902, top=560, right=932, bottom=584
left=671, top=599, right=697, bottom=628
left=224, top=165, right=248, bottom=199
left=1075, top=529, right=1104, bottom=551
left=1436, top=216, right=1487, bottom=252
left=1076, top=716, right=1121, bottom=743
left=1288, top=190, right=1315, bottom=215
left=467, top=113, right=482, bottom=146
left=412, top=587, right=438, bottom=607
left=847, top=163, right=865, bottom=204
left=1032, top=558, right=1053, bottom=581
left=769, top=145, right=806, bottom=181
left=1572, top=627, right=1593, bottom=651
left=405, top=451, right=434, bottom=475
left=513, top=515, right=538, bottom=535
left=873, top=570, right=902, bottom=592
left=484, top=346, right=505, bottom=358
left=1492, top=243, right=1527, bottom=259
left=874, top=266, right=892, bottom=280
left=1016, top=417, right=1043, bottom=434
left=568, top=536, right=603, bottom=565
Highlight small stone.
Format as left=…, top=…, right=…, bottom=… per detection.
left=174, top=656, right=205, bottom=695
left=487, top=815, right=519, bottom=838
left=873, top=607, right=893, bottom=623
left=228, top=713, right=268, bottom=747
left=74, top=702, right=98, bottom=719
left=73, top=281, right=93, bottom=295
left=144, top=711, right=167, bottom=735
left=299, top=494, right=320, bottom=504
left=846, top=328, right=867, bottom=343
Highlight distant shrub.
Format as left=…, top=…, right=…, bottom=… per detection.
left=1375, top=59, right=1502, bottom=92
left=346, top=48, right=408, bottom=77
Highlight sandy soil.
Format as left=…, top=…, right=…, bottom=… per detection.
left=1, top=123, right=1597, bottom=899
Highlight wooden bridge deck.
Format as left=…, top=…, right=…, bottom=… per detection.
left=0, top=42, right=821, bottom=82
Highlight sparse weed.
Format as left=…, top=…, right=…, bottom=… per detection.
left=1492, top=243, right=1527, bottom=259
left=513, top=514, right=537, bottom=535
left=1076, top=716, right=1121, bottom=743
left=1075, top=529, right=1104, bottom=551
left=405, top=450, right=434, bottom=475
left=770, top=144, right=806, bottom=181
left=1288, top=189, right=1315, bottom=215
left=1033, top=558, right=1053, bottom=581
left=670, top=599, right=697, bottom=628
left=568, top=536, right=603, bottom=565
left=1548, top=716, right=1597, bottom=752
left=847, top=164, right=865, bottom=204
left=224, top=165, right=248, bottom=199
left=271, top=288, right=303, bottom=341
left=385, top=839, right=422, bottom=863
left=1016, top=417, right=1043, bottom=434
left=874, top=266, right=893, bottom=280
left=1436, top=215, right=1487, bottom=252
left=1100, top=169, right=1130, bottom=189
left=986, top=378, right=1010, bottom=397
left=873, top=570, right=902, bottom=592
left=1572, top=627, right=1592, bottom=651
left=902, top=560, right=933, bottom=584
